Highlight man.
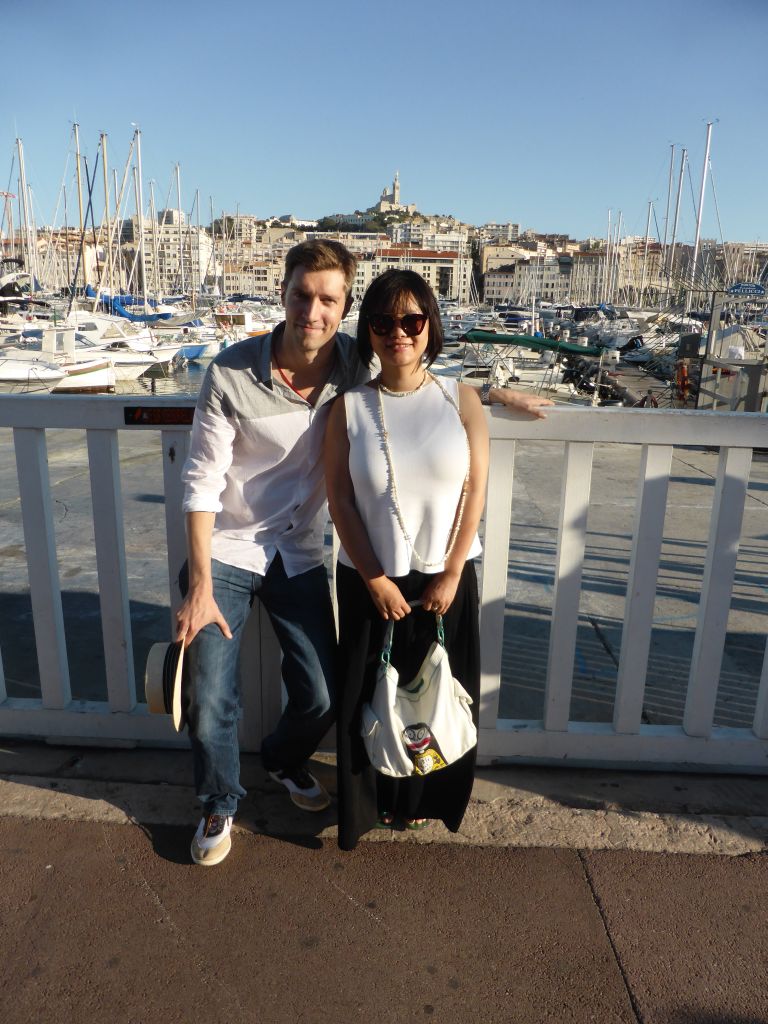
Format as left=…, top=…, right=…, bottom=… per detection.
left=177, top=240, right=550, bottom=866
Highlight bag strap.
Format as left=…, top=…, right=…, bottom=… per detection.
left=379, top=600, right=445, bottom=668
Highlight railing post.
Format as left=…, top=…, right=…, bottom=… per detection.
left=613, top=445, right=673, bottom=733
left=160, top=429, right=190, bottom=624
left=13, top=427, right=71, bottom=708
left=683, top=446, right=752, bottom=737
left=544, top=442, right=593, bottom=732
left=87, top=429, right=136, bottom=712
left=478, top=437, right=516, bottom=730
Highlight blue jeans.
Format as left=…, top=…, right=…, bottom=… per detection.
left=181, top=554, right=336, bottom=817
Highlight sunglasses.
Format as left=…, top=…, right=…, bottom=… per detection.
left=367, top=312, right=428, bottom=337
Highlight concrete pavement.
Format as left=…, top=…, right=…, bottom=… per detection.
left=1, top=739, right=768, bottom=1023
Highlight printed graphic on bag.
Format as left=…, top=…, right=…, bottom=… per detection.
left=402, top=723, right=448, bottom=775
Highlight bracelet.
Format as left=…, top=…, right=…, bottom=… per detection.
left=480, top=382, right=493, bottom=406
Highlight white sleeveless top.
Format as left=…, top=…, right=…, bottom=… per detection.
left=338, top=376, right=482, bottom=577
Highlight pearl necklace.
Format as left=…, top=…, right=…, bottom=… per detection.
left=376, top=372, right=471, bottom=568
left=376, top=370, right=429, bottom=397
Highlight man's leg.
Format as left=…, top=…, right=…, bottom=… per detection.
left=182, top=559, right=253, bottom=819
left=258, top=554, right=336, bottom=780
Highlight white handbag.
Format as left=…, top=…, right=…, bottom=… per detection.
left=360, top=607, right=477, bottom=778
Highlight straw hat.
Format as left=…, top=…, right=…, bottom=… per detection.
left=145, top=641, right=188, bottom=732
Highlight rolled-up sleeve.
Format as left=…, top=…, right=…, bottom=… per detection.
left=181, top=368, right=237, bottom=513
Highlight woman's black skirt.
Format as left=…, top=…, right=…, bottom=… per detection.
left=335, top=560, right=480, bottom=851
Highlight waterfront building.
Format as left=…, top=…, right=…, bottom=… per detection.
left=480, top=243, right=537, bottom=275
left=388, top=217, right=470, bottom=255
left=122, top=211, right=217, bottom=296
left=304, top=231, right=388, bottom=256
left=474, top=222, right=521, bottom=244
left=222, top=259, right=282, bottom=298
left=371, top=246, right=473, bottom=303
left=484, top=254, right=571, bottom=306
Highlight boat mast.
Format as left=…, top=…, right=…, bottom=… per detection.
left=606, top=208, right=614, bottom=301
left=111, top=132, right=137, bottom=297
left=62, top=185, right=72, bottom=294
left=210, top=195, right=217, bottom=296
left=660, top=144, right=675, bottom=296
left=613, top=212, right=622, bottom=304
left=196, top=188, right=201, bottom=298
left=666, top=148, right=687, bottom=305
left=72, top=124, right=86, bottom=296
left=101, top=132, right=114, bottom=301
left=687, top=120, right=714, bottom=313
left=639, top=200, right=652, bottom=306
left=176, top=163, right=185, bottom=295
left=16, top=138, right=38, bottom=288
left=148, top=180, right=162, bottom=300
left=2, top=192, right=15, bottom=262
left=113, top=169, right=122, bottom=293
left=134, top=127, right=147, bottom=304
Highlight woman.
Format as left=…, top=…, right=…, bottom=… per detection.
left=324, top=269, right=489, bottom=851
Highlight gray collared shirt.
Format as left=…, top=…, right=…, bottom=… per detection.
left=182, top=325, right=370, bottom=576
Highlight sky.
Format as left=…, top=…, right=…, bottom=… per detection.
left=3, top=0, right=767, bottom=245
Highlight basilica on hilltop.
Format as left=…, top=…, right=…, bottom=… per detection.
left=374, top=172, right=418, bottom=215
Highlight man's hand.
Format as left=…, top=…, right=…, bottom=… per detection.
left=176, top=585, right=232, bottom=647
left=366, top=576, right=412, bottom=621
left=488, top=387, right=553, bottom=418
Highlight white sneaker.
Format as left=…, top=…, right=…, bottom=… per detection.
left=190, top=814, right=233, bottom=866
left=268, top=766, right=331, bottom=811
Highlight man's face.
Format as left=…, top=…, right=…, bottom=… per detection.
left=281, top=266, right=350, bottom=353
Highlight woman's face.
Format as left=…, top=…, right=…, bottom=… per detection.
left=367, top=292, right=430, bottom=376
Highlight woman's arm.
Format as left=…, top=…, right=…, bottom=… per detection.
left=324, top=397, right=411, bottom=621
left=420, top=383, right=490, bottom=614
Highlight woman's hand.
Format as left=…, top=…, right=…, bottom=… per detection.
left=367, top=576, right=412, bottom=620
left=420, top=570, right=461, bottom=615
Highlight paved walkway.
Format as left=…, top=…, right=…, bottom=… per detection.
left=1, top=740, right=767, bottom=1023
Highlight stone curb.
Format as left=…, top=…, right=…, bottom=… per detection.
left=1, top=774, right=766, bottom=856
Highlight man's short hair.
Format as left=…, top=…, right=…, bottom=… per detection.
left=283, top=240, right=357, bottom=295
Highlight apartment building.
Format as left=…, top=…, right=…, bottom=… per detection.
left=484, top=255, right=571, bottom=305
left=124, top=212, right=217, bottom=294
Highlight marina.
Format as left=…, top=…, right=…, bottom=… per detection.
left=0, top=115, right=766, bottom=768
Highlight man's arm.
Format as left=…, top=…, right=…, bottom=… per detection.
left=177, top=366, right=237, bottom=647
left=176, top=511, right=232, bottom=647
left=486, top=385, right=553, bottom=418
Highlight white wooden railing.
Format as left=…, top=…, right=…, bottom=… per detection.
left=1, top=394, right=767, bottom=770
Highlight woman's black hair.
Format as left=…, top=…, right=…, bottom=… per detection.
left=356, top=269, right=444, bottom=367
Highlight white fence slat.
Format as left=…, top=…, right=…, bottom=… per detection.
left=13, top=427, right=71, bottom=708
left=613, top=445, right=673, bottom=733
left=752, top=638, right=768, bottom=739
left=479, top=722, right=768, bottom=770
left=486, top=405, right=765, bottom=449
left=544, top=442, right=594, bottom=732
left=87, top=430, right=136, bottom=713
left=478, top=438, right=516, bottom=729
left=683, top=446, right=752, bottom=738
left=160, top=429, right=190, bottom=622
left=0, top=698, right=190, bottom=746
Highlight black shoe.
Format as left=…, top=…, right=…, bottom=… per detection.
left=268, top=766, right=330, bottom=811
